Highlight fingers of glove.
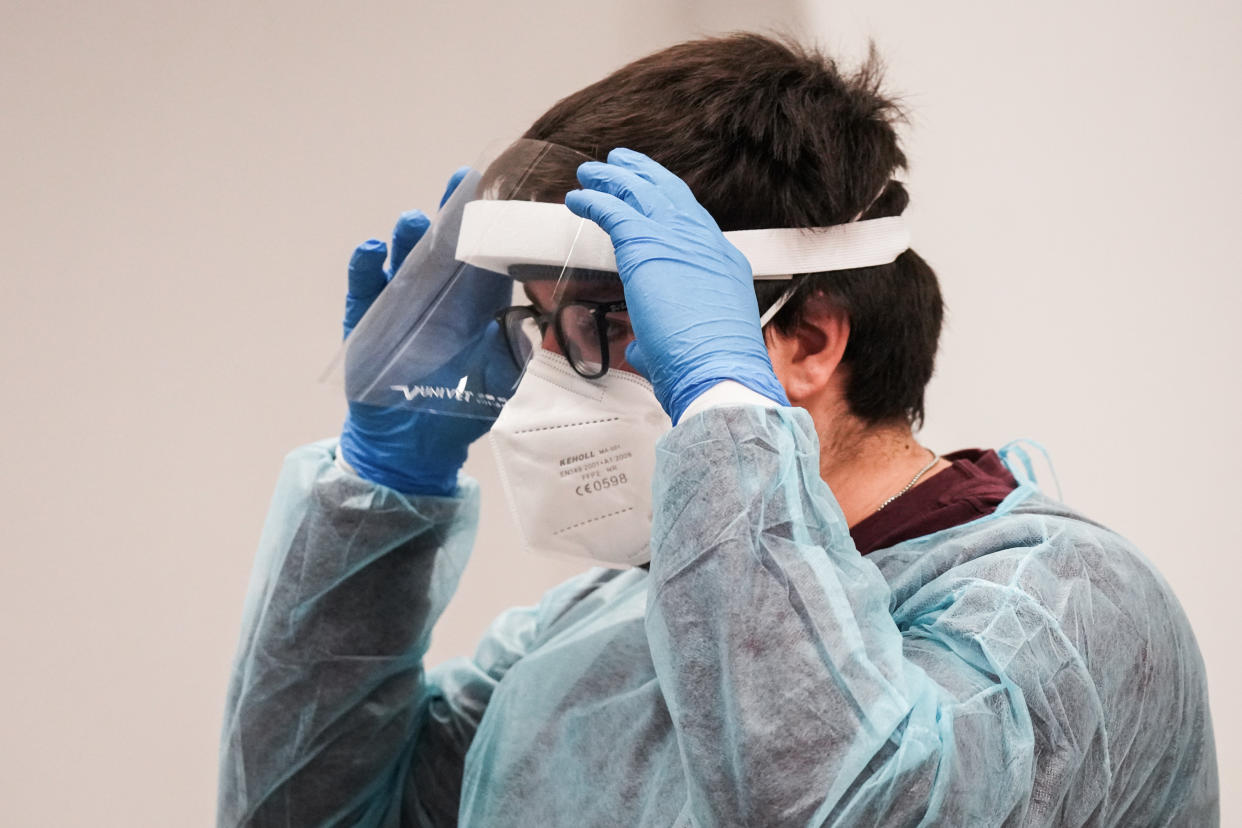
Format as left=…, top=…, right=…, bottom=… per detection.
left=440, top=166, right=471, bottom=208
left=606, top=147, right=687, bottom=196
left=345, top=239, right=388, bottom=338
left=607, top=147, right=718, bottom=227
left=574, top=159, right=674, bottom=218
left=389, top=210, right=432, bottom=277
left=564, top=188, right=649, bottom=243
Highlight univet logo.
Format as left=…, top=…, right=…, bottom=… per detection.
left=389, top=384, right=508, bottom=410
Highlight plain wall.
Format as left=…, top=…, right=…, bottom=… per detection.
left=0, top=1, right=1236, bottom=825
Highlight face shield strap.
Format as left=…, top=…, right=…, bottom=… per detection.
left=758, top=178, right=904, bottom=327
left=758, top=283, right=801, bottom=328
left=455, top=200, right=911, bottom=279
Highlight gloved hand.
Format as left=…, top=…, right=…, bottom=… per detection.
left=339, top=167, right=508, bottom=496
left=564, top=148, right=790, bottom=424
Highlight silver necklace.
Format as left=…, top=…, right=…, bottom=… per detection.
left=874, top=450, right=940, bottom=513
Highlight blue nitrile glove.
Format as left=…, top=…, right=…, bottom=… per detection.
left=564, top=148, right=790, bottom=424
left=339, top=167, right=510, bottom=496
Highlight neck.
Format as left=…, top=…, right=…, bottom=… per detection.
left=818, top=414, right=947, bottom=527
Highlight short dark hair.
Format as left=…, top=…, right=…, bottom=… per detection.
left=522, top=33, right=944, bottom=427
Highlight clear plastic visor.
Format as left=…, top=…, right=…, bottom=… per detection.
left=327, top=139, right=605, bottom=422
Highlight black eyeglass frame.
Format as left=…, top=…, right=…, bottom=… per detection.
left=495, top=298, right=629, bottom=380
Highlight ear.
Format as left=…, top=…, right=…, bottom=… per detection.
left=765, top=296, right=850, bottom=404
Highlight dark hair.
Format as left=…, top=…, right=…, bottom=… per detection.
left=522, top=33, right=943, bottom=427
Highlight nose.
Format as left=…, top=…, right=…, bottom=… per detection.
left=541, top=326, right=564, bottom=356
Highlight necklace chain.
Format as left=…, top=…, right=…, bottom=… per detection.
left=874, top=450, right=940, bottom=514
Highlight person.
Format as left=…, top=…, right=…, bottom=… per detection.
left=217, top=34, right=1218, bottom=827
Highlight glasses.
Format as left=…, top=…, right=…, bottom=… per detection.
left=495, top=299, right=630, bottom=379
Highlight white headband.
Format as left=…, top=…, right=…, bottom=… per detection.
left=456, top=200, right=910, bottom=280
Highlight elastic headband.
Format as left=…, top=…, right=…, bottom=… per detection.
left=456, top=200, right=911, bottom=280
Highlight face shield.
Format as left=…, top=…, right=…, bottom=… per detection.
left=329, top=139, right=595, bottom=425
left=332, top=135, right=913, bottom=426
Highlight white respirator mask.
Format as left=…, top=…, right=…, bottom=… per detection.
left=489, top=350, right=671, bottom=568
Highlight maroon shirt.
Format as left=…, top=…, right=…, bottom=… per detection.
left=850, top=449, right=1018, bottom=555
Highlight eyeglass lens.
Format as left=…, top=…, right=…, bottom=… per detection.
left=499, top=303, right=631, bottom=379
left=556, top=303, right=631, bottom=378
left=501, top=308, right=543, bottom=368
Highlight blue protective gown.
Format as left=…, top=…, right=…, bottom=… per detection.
left=218, top=406, right=1218, bottom=826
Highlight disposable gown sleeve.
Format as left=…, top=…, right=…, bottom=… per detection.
left=218, top=440, right=535, bottom=827
left=646, top=407, right=1109, bottom=827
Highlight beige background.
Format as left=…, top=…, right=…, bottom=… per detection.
left=1, top=1, right=1237, bottom=825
